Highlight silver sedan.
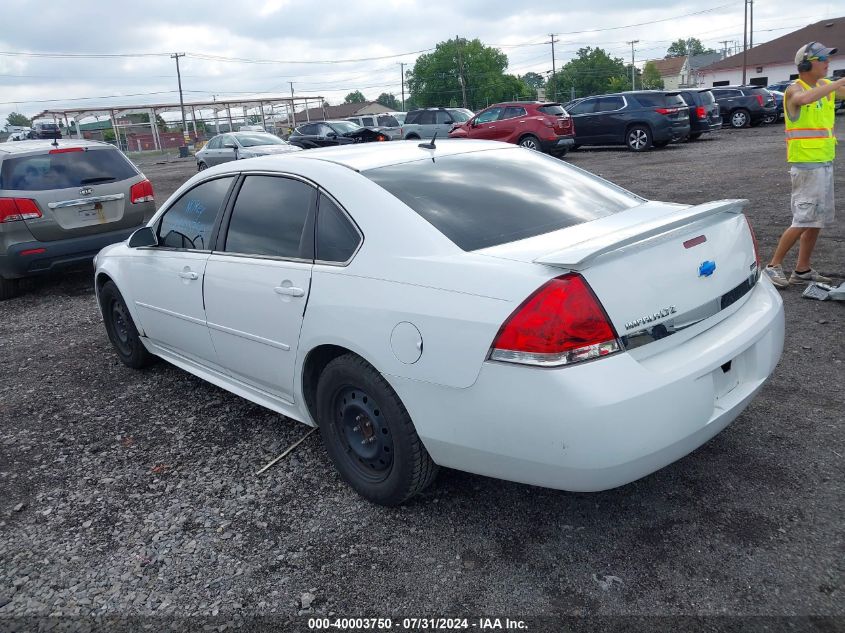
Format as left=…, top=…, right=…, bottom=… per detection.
left=195, top=132, right=301, bottom=170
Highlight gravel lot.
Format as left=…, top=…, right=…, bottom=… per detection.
left=1, top=123, right=843, bottom=632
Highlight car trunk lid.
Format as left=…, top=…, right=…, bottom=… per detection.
left=478, top=199, right=759, bottom=342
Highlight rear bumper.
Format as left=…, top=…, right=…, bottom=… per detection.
left=654, top=123, right=691, bottom=143
left=388, top=280, right=784, bottom=492
left=0, top=226, right=141, bottom=279
left=539, top=136, right=576, bottom=154
left=690, top=119, right=722, bottom=134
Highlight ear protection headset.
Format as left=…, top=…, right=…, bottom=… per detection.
left=798, top=42, right=818, bottom=72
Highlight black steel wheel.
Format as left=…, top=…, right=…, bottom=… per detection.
left=100, top=281, right=155, bottom=369
left=316, top=354, right=438, bottom=505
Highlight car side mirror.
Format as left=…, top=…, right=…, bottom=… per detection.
left=128, top=226, right=157, bottom=248
left=326, top=132, right=337, bottom=138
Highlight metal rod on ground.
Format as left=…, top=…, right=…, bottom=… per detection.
left=256, top=428, right=317, bottom=475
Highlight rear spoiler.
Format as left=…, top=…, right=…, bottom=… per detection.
left=534, top=199, right=748, bottom=270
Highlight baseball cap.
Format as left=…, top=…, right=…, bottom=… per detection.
left=795, top=41, right=838, bottom=65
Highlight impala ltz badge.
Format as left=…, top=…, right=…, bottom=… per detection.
left=79, top=187, right=94, bottom=196
left=625, top=306, right=677, bottom=331
left=699, top=260, right=716, bottom=277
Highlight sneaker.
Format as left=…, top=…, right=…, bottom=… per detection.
left=764, top=265, right=790, bottom=289
left=789, top=269, right=832, bottom=285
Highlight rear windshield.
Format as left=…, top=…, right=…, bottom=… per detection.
left=0, top=148, right=138, bottom=191
left=363, top=149, right=641, bottom=251
left=698, top=90, right=715, bottom=104
left=377, top=115, right=400, bottom=127
left=634, top=93, right=685, bottom=107
left=538, top=104, right=566, bottom=115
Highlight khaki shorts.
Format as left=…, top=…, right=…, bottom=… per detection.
left=790, top=164, right=835, bottom=229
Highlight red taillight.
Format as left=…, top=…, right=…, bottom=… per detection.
left=0, top=198, right=42, bottom=223
left=696, top=106, right=706, bottom=119
left=654, top=107, right=679, bottom=115
left=755, top=94, right=764, bottom=107
left=49, top=147, right=84, bottom=154
left=489, top=273, right=621, bottom=367
left=20, top=248, right=46, bottom=256
left=744, top=214, right=761, bottom=278
left=130, top=180, right=154, bottom=204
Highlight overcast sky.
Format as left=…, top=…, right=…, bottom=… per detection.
left=1, top=0, right=841, bottom=124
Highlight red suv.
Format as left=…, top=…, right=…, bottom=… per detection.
left=448, top=102, right=575, bottom=157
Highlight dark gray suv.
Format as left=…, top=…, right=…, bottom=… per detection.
left=564, top=91, right=691, bottom=151
left=0, top=140, right=154, bottom=299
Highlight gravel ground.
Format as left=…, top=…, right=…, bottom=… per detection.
left=0, top=124, right=843, bottom=632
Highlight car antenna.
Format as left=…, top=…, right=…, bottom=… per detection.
left=51, top=137, right=59, bottom=148
left=418, top=132, right=437, bottom=150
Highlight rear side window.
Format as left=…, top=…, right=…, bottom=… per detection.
left=596, top=96, right=625, bottom=111
left=364, top=150, right=641, bottom=251
left=0, top=148, right=137, bottom=191
left=405, top=111, right=421, bottom=125
left=502, top=107, right=526, bottom=119
left=223, top=175, right=315, bottom=259
left=158, top=176, right=234, bottom=250
left=377, top=115, right=399, bottom=127
left=538, top=104, right=566, bottom=115
left=316, top=194, right=361, bottom=263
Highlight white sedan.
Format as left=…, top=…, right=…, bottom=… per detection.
left=94, top=140, right=784, bottom=505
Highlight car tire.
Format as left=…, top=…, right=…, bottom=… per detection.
left=518, top=135, right=541, bottom=151
left=626, top=126, right=652, bottom=151
left=405, top=134, right=420, bottom=140
left=197, top=161, right=208, bottom=171
left=99, top=280, right=155, bottom=369
left=315, top=353, right=438, bottom=506
left=0, top=277, right=21, bottom=301
left=687, top=133, right=702, bottom=141
left=762, top=114, right=777, bottom=125
left=730, top=109, right=750, bottom=128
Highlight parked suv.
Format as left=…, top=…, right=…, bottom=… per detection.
left=32, top=121, right=62, bottom=139
left=400, top=107, right=474, bottom=140
left=678, top=88, right=722, bottom=140
left=346, top=113, right=403, bottom=140
left=448, top=102, right=575, bottom=156
left=564, top=91, right=690, bottom=151
left=710, top=85, right=777, bottom=128
left=0, top=140, right=154, bottom=299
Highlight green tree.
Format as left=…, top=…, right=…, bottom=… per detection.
left=6, top=112, right=31, bottom=127
left=377, top=93, right=400, bottom=110
left=641, top=61, right=664, bottom=89
left=521, top=72, right=546, bottom=94
left=408, top=37, right=515, bottom=111
left=666, top=38, right=716, bottom=58
left=344, top=90, right=367, bottom=104
left=550, top=47, right=629, bottom=101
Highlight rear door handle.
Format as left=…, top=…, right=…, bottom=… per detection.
left=179, top=271, right=198, bottom=280
left=274, top=286, right=305, bottom=297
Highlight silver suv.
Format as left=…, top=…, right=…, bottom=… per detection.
left=0, top=139, right=154, bottom=299
left=401, top=107, right=474, bottom=140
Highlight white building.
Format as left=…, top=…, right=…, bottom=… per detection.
left=698, top=16, right=845, bottom=87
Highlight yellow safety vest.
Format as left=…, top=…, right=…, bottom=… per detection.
left=784, top=78, right=836, bottom=163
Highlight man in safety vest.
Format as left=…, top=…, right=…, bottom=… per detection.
left=764, top=42, right=845, bottom=289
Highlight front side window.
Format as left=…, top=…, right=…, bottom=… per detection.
left=298, top=124, right=317, bottom=136
left=223, top=175, right=315, bottom=259
left=158, top=176, right=234, bottom=250
left=566, top=99, right=596, bottom=115
left=419, top=111, right=436, bottom=125
left=316, top=194, right=361, bottom=263
left=207, top=136, right=222, bottom=149
left=435, top=111, right=454, bottom=124
left=475, top=107, right=503, bottom=124
left=361, top=117, right=374, bottom=126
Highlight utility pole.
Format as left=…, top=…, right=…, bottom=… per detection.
left=749, top=0, right=754, bottom=47
left=742, top=0, right=748, bottom=84
left=289, top=82, right=297, bottom=130
left=549, top=34, right=558, bottom=102
left=399, top=62, right=406, bottom=111
left=627, top=40, right=639, bottom=90
left=719, top=40, right=731, bottom=58
left=171, top=53, right=188, bottom=145
left=455, top=36, right=468, bottom=108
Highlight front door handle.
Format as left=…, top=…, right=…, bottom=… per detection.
left=179, top=271, right=198, bottom=280
left=274, top=285, right=305, bottom=297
